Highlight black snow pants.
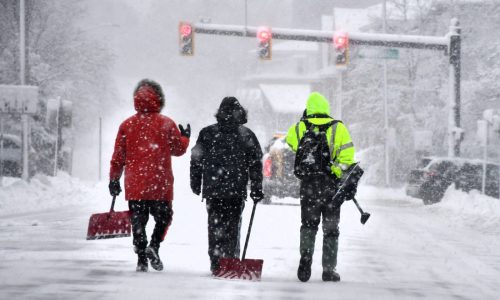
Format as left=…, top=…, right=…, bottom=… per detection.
left=299, top=175, right=341, bottom=271
left=128, top=200, right=173, bottom=252
left=206, top=197, right=245, bottom=270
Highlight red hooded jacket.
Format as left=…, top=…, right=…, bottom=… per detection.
left=110, top=85, right=189, bottom=201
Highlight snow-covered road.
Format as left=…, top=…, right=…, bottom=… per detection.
left=1, top=165, right=499, bottom=299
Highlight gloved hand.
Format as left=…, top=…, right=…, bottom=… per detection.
left=250, top=190, right=264, bottom=204
left=179, top=124, right=191, bottom=138
left=108, top=180, right=122, bottom=196
left=341, top=183, right=357, bottom=201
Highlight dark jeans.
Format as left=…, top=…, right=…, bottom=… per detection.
left=300, top=176, right=341, bottom=270
left=128, top=200, right=173, bottom=252
left=206, top=197, right=245, bottom=269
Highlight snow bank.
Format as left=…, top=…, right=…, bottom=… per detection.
left=427, top=187, right=500, bottom=234
left=0, top=173, right=104, bottom=216
left=357, top=184, right=500, bottom=235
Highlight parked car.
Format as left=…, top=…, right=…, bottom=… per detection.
left=262, top=134, right=300, bottom=204
left=0, top=134, right=22, bottom=177
left=406, top=157, right=500, bottom=204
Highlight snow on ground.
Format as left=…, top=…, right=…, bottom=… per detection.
left=1, top=158, right=500, bottom=299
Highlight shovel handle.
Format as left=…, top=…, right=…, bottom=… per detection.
left=110, top=196, right=116, bottom=213
left=242, top=202, right=257, bottom=261
left=352, top=197, right=364, bottom=214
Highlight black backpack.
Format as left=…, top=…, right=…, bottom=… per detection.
left=294, top=120, right=339, bottom=180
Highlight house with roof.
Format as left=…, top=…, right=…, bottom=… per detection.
left=236, top=40, right=324, bottom=144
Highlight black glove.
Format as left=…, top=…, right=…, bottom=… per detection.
left=108, top=180, right=121, bottom=196
left=179, top=124, right=191, bottom=138
left=250, top=190, right=264, bottom=204
left=342, top=185, right=357, bottom=201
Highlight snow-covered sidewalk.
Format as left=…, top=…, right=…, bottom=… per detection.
left=1, top=167, right=499, bottom=299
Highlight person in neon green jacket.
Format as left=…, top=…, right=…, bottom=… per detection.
left=286, top=92, right=356, bottom=282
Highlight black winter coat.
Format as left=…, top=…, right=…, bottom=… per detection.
left=190, top=97, right=263, bottom=200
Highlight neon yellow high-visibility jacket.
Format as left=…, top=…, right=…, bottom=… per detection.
left=286, top=92, right=355, bottom=178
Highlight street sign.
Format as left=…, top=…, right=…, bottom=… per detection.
left=0, top=85, right=38, bottom=114
left=357, top=48, right=399, bottom=60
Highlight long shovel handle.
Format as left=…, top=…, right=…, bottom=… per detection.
left=110, top=196, right=116, bottom=213
left=352, top=197, right=364, bottom=214
left=241, top=202, right=257, bottom=260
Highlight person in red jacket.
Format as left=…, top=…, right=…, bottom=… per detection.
left=109, top=79, right=190, bottom=272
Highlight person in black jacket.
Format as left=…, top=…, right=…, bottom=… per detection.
left=190, top=96, right=264, bottom=274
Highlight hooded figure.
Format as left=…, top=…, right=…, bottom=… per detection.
left=285, top=92, right=356, bottom=282
left=190, top=96, right=263, bottom=274
left=109, top=79, right=190, bottom=272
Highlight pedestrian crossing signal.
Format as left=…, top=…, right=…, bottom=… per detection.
left=257, top=27, right=272, bottom=60
left=333, top=31, right=349, bottom=67
left=179, top=22, right=194, bottom=56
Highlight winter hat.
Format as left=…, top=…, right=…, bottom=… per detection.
left=306, top=92, right=330, bottom=116
left=215, top=96, right=248, bottom=125
left=133, top=79, right=165, bottom=112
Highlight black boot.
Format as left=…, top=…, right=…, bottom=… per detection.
left=322, top=269, right=340, bottom=282
left=297, top=257, right=312, bottom=282
left=146, top=246, right=163, bottom=271
left=210, top=257, right=219, bottom=275
left=136, top=249, right=148, bottom=272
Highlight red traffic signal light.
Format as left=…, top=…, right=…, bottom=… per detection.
left=334, top=32, right=349, bottom=49
left=333, top=31, right=349, bottom=67
left=180, top=23, right=192, bottom=37
left=179, top=22, right=194, bottom=56
left=257, top=27, right=272, bottom=60
left=257, top=27, right=271, bottom=42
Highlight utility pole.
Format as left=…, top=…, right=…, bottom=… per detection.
left=20, top=0, right=30, bottom=181
left=382, top=0, right=390, bottom=186
left=0, top=117, right=4, bottom=186
left=337, top=71, right=343, bottom=120
left=20, top=0, right=26, bottom=85
left=244, top=0, right=248, bottom=32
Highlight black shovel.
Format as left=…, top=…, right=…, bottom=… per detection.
left=332, top=163, right=371, bottom=225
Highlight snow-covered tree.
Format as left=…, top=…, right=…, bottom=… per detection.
left=0, top=0, right=115, bottom=175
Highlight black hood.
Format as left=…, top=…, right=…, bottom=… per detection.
left=215, top=97, right=247, bottom=125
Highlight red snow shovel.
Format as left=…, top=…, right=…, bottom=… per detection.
left=86, top=196, right=132, bottom=240
left=213, top=202, right=263, bottom=281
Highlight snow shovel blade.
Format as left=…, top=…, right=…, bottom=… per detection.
left=360, top=212, right=370, bottom=225
left=86, top=210, right=132, bottom=240
left=214, top=258, right=264, bottom=281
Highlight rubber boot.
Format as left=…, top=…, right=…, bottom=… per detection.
left=210, top=257, right=220, bottom=275
left=146, top=245, right=163, bottom=271
left=322, top=236, right=340, bottom=281
left=297, top=256, right=312, bottom=282
left=322, top=269, right=340, bottom=282
left=297, top=227, right=317, bottom=282
left=136, top=249, right=148, bottom=272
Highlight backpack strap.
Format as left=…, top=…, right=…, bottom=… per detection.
left=294, top=122, right=301, bottom=140
left=329, top=120, right=342, bottom=161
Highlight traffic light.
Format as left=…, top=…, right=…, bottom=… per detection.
left=257, top=27, right=272, bottom=60
left=179, top=22, right=194, bottom=56
left=333, top=31, right=349, bottom=67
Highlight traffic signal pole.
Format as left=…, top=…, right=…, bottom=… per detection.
left=192, top=20, right=462, bottom=157
left=448, top=18, right=462, bottom=157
